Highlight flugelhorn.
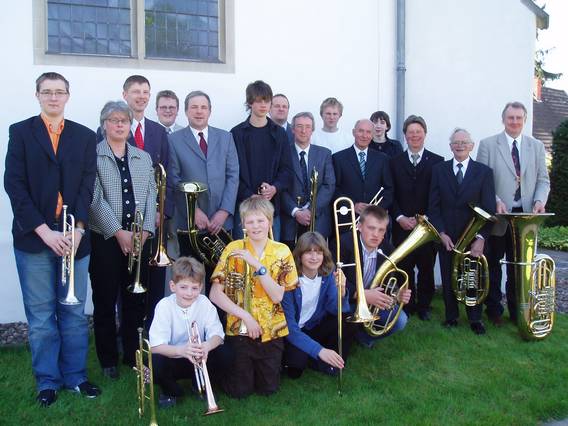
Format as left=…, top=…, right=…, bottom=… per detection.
left=499, top=212, right=556, bottom=340
left=365, top=215, right=440, bottom=337
left=128, top=208, right=146, bottom=294
left=149, top=163, right=174, bottom=267
left=225, top=234, right=252, bottom=335
left=185, top=319, right=223, bottom=415
left=451, top=204, right=496, bottom=306
left=134, top=327, right=158, bottom=426
left=60, top=204, right=80, bottom=305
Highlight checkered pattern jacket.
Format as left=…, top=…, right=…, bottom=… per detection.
left=89, top=140, right=157, bottom=239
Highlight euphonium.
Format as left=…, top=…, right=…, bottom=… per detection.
left=365, top=215, right=441, bottom=337
left=128, top=208, right=146, bottom=294
left=224, top=235, right=252, bottom=335
left=451, top=204, right=496, bottom=306
left=309, top=167, right=318, bottom=233
left=499, top=212, right=556, bottom=340
left=60, top=204, right=80, bottom=305
left=178, top=182, right=232, bottom=266
left=149, top=163, right=174, bottom=267
left=134, top=327, right=158, bottom=426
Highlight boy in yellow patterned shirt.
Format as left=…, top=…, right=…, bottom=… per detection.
left=210, top=197, right=298, bottom=398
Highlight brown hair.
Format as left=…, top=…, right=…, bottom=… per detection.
left=369, top=110, right=392, bottom=132
left=171, top=256, right=205, bottom=284
left=245, top=80, right=273, bottom=110
left=402, top=114, right=427, bottom=134
left=319, top=97, right=343, bottom=116
left=156, top=89, right=179, bottom=109
left=36, top=72, right=69, bottom=93
left=123, top=75, right=150, bottom=91
left=293, top=232, right=335, bottom=276
left=359, top=205, right=389, bottom=224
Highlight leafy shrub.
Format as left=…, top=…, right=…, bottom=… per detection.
left=548, top=120, right=568, bottom=225
left=540, top=226, right=568, bottom=251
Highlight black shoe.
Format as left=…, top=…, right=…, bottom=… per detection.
left=488, top=316, right=503, bottom=327
left=37, top=389, right=57, bottom=407
left=443, top=319, right=458, bottom=328
left=72, top=381, right=101, bottom=399
left=158, top=394, right=177, bottom=409
left=418, top=310, right=431, bottom=321
left=103, top=366, right=119, bottom=380
left=470, top=322, right=486, bottom=335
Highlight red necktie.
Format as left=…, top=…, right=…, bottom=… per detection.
left=198, top=132, right=208, bottom=157
left=135, top=122, right=144, bottom=150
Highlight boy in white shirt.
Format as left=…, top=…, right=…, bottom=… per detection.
left=149, top=257, right=228, bottom=408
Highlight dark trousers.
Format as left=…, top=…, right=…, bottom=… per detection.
left=283, top=314, right=357, bottom=377
left=222, top=336, right=284, bottom=398
left=438, top=248, right=481, bottom=322
left=485, top=229, right=516, bottom=320
left=90, top=232, right=149, bottom=368
left=397, top=241, right=437, bottom=314
left=145, top=229, right=166, bottom=328
left=152, top=344, right=233, bottom=397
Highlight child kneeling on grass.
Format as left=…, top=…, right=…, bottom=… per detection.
left=210, top=197, right=298, bottom=398
left=149, top=256, right=230, bottom=408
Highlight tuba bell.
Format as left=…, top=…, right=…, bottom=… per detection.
left=60, top=204, right=80, bottom=305
left=451, top=204, right=496, bottom=306
left=499, top=212, right=556, bottom=340
left=365, top=215, right=441, bottom=337
left=149, top=163, right=174, bottom=267
left=224, top=234, right=252, bottom=335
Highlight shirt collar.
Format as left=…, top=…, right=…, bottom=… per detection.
left=453, top=156, right=471, bottom=172
left=190, top=126, right=209, bottom=143
left=505, top=132, right=522, bottom=150
left=353, top=145, right=368, bottom=157
left=406, top=147, right=425, bottom=163
left=295, top=143, right=311, bottom=157
left=40, top=113, right=65, bottom=135
left=359, top=235, right=378, bottom=258
left=131, top=117, right=145, bottom=136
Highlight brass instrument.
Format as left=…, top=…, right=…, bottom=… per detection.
left=134, top=327, right=158, bottom=426
left=128, top=209, right=146, bottom=294
left=451, top=204, right=496, bottom=306
left=294, top=195, right=303, bottom=245
left=309, top=167, right=319, bottom=233
left=149, top=164, right=174, bottom=267
left=178, top=182, right=232, bottom=267
left=185, top=319, right=223, bottom=415
left=225, top=234, right=252, bottom=335
left=499, top=213, right=556, bottom=340
left=365, top=215, right=440, bottom=337
left=353, top=187, right=383, bottom=228
left=60, top=204, right=80, bottom=305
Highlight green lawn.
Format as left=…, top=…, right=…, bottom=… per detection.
left=1, top=297, right=567, bottom=426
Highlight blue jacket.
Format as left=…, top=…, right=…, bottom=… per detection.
left=282, top=274, right=350, bottom=360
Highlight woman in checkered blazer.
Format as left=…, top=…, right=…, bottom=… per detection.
left=89, top=101, right=157, bottom=379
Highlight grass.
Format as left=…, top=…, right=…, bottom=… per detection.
left=1, top=296, right=567, bottom=426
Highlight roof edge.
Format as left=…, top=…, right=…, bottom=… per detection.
left=520, top=0, right=549, bottom=29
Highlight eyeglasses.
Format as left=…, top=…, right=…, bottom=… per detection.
left=106, top=118, right=130, bottom=125
left=39, top=90, right=68, bottom=98
left=158, top=106, right=177, bottom=111
left=450, top=141, right=473, bottom=146
left=294, top=124, right=313, bottom=131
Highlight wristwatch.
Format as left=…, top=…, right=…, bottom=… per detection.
left=253, top=266, right=267, bottom=277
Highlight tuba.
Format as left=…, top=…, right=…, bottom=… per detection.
left=178, top=182, right=232, bottom=267
left=499, top=213, right=556, bottom=340
left=149, top=163, right=174, bottom=267
left=134, top=327, right=158, bottom=426
left=60, top=204, right=80, bottom=305
left=128, top=208, right=146, bottom=294
left=451, top=204, right=496, bottom=306
left=224, top=234, right=252, bottom=335
left=309, top=167, right=318, bottom=233
left=365, top=215, right=441, bottom=337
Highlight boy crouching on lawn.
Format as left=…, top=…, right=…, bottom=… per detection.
left=149, top=256, right=230, bottom=408
left=210, top=197, right=298, bottom=398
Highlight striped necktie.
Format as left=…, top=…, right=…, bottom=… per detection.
left=359, top=152, right=366, bottom=178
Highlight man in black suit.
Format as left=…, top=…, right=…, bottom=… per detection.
left=4, top=72, right=100, bottom=406
left=332, top=119, right=393, bottom=225
left=428, top=128, right=496, bottom=335
left=390, top=115, right=444, bottom=320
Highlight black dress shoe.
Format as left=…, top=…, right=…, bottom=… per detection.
left=470, top=322, right=486, bottom=335
left=103, top=366, right=119, bottom=379
left=37, top=389, right=57, bottom=407
left=418, top=310, right=431, bottom=321
left=443, top=319, right=458, bottom=327
left=72, top=381, right=101, bottom=398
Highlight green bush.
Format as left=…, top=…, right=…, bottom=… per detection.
left=548, top=120, right=568, bottom=225
left=540, top=226, right=568, bottom=251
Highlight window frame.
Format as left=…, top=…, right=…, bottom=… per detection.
left=33, top=0, right=234, bottom=73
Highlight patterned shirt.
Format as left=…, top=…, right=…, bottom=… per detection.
left=212, top=238, right=298, bottom=342
left=112, top=144, right=136, bottom=229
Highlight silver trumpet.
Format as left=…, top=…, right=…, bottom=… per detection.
left=60, top=204, right=80, bottom=305
left=184, top=316, right=223, bottom=416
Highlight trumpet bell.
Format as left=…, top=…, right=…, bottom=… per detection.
left=59, top=294, right=80, bottom=305
left=128, top=281, right=147, bottom=294
left=148, top=249, right=174, bottom=267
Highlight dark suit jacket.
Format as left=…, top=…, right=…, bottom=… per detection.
left=428, top=159, right=496, bottom=242
left=4, top=116, right=97, bottom=258
left=369, top=137, right=404, bottom=158
left=332, top=146, right=393, bottom=211
left=390, top=149, right=444, bottom=245
left=281, top=143, right=336, bottom=240
left=285, top=122, right=294, bottom=144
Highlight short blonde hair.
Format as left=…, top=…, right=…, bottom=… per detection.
left=171, top=256, right=205, bottom=285
left=239, top=196, right=274, bottom=223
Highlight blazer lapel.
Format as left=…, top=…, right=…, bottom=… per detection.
left=445, top=161, right=458, bottom=195
left=290, top=144, right=303, bottom=183
left=307, top=146, right=318, bottom=181
left=497, top=132, right=517, bottom=177
left=459, top=159, right=478, bottom=196
left=32, top=116, right=57, bottom=162
left=400, top=152, right=415, bottom=177
left=520, top=136, right=531, bottom=177
left=182, top=128, right=206, bottom=161
left=56, top=122, right=73, bottom=162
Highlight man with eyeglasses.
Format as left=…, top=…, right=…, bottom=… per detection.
left=156, top=90, right=184, bottom=134
left=4, top=72, right=100, bottom=407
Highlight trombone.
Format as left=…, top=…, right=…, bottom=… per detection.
left=60, top=204, right=80, bottom=305
left=134, top=327, right=158, bottom=426
left=128, top=208, right=146, bottom=294
left=309, top=167, right=318, bottom=232
left=352, top=187, right=383, bottom=229
left=149, top=163, right=174, bottom=267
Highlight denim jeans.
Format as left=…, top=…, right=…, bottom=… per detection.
left=14, top=248, right=90, bottom=391
left=354, top=304, right=408, bottom=348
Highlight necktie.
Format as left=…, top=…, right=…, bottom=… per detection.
left=411, top=153, right=419, bottom=166
left=512, top=140, right=521, bottom=201
left=198, top=132, right=208, bottom=157
left=134, top=122, right=144, bottom=150
left=166, top=127, right=172, bottom=134
left=456, top=163, right=463, bottom=185
left=359, top=152, right=366, bottom=178
left=299, top=151, right=309, bottom=199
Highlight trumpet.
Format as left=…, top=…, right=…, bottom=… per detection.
left=134, top=327, right=158, bottom=426
left=225, top=234, right=252, bottom=335
left=185, top=319, right=223, bottom=415
left=128, top=208, right=146, bottom=294
left=60, top=205, right=80, bottom=305
left=149, top=163, right=174, bottom=267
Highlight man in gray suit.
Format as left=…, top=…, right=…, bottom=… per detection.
left=476, top=101, right=550, bottom=325
left=281, top=112, right=336, bottom=248
left=168, top=90, right=239, bottom=277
